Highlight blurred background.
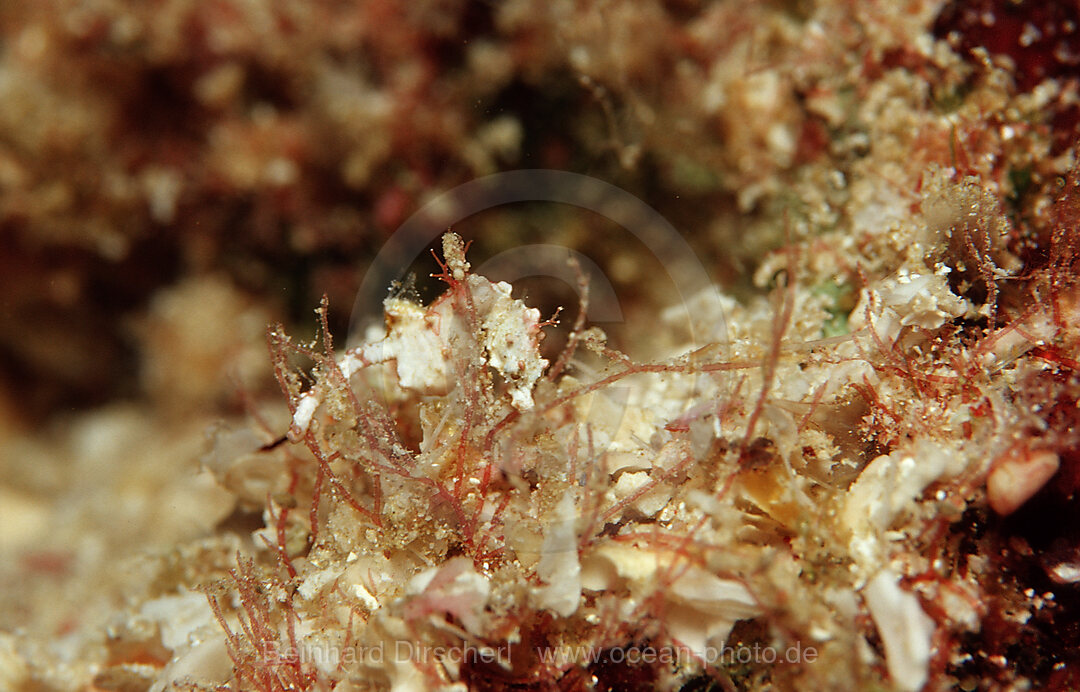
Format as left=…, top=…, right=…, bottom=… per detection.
left=0, top=0, right=897, bottom=425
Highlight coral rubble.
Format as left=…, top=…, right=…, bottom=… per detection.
left=2, top=1, right=1080, bottom=691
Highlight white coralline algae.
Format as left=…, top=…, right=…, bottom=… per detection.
left=849, top=270, right=969, bottom=347
left=466, top=274, right=548, bottom=411
left=290, top=233, right=548, bottom=438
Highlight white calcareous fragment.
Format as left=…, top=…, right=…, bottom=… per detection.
left=863, top=570, right=935, bottom=692
left=404, top=557, right=491, bottom=636
left=849, top=271, right=968, bottom=345
left=611, top=471, right=669, bottom=516
left=290, top=392, right=319, bottom=438
left=352, top=582, right=381, bottom=611
left=536, top=493, right=582, bottom=617
left=150, top=632, right=232, bottom=692
left=842, top=442, right=963, bottom=578
left=143, top=590, right=233, bottom=692
left=140, top=590, right=219, bottom=652
left=1048, top=560, right=1080, bottom=585
left=604, top=449, right=652, bottom=475
left=843, top=441, right=956, bottom=535
left=362, top=297, right=452, bottom=394
left=298, top=565, right=341, bottom=600
left=665, top=566, right=760, bottom=656
left=581, top=543, right=660, bottom=591
left=465, top=274, right=548, bottom=410
left=987, top=449, right=1060, bottom=516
